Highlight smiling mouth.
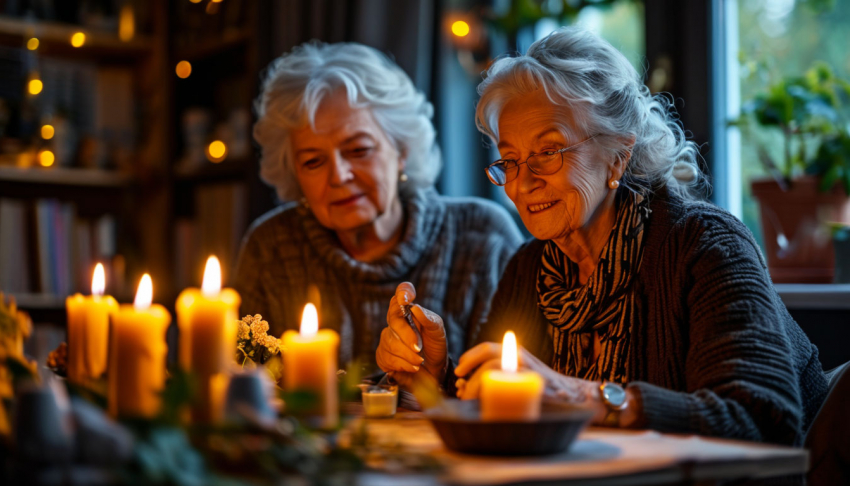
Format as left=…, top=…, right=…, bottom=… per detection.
left=528, top=201, right=556, bottom=213
left=331, top=194, right=364, bottom=206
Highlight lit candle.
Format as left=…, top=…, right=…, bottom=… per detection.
left=66, top=263, right=118, bottom=384
left=281, top=303, right=339, bottom=428
left=480, top=331, right=544, bottom=421
left=176, top=256, right=240, bottom=422
left=108, top=274, right=170, bottom=418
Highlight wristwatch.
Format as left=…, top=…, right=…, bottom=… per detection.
left=599, top=382, right=628, bottom=427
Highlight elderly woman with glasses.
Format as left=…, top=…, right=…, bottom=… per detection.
left=234, top=42, right=522, bottom=371
left=376, top=27, right=828, bottom=445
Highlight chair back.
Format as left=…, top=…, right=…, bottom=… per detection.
left=805, top=361, right=850, bottom=486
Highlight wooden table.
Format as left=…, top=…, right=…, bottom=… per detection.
left=347, top=412, right=807, bottom=486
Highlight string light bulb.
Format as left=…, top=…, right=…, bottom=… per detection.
left=28, top=78, right=43, bottom=95
left=71, top=32, right=86, bottom=48
left=41, top=125, right=54, bottom=140
left=27, top=37, right=39, bottom=50
left=175, top=60, right=192, bottom=79
left=38, top=149, right=55, bottom=167
left=206, top=140, right=227, bottom=163
left=451, top=20, right=470, bottom=37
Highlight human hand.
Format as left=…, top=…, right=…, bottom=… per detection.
left=454, top=341, right=597, bottom=406
left=376, top=282, right=448, bottom=387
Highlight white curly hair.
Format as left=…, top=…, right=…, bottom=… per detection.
left=476, top=27, right=707, bottom=200
left=254, top=41, right=442, bottom=201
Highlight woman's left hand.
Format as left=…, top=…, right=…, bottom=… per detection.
left=453, top=342, right=609, bottom=423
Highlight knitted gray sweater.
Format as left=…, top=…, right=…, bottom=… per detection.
left=233, top=187, right=523, bottom=370
left=477, top=187, right=829, bottom=445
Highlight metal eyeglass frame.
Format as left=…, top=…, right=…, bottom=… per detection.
left=485, top=134, right=599, bottom=186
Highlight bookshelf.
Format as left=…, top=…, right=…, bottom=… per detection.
left=0, top=2, right=271, bottom=328
left=0, top=3, right=171, bottom=320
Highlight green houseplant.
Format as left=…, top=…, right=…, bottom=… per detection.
left=737, top=62, right=850, bottom=283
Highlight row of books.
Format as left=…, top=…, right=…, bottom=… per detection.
left=174, top=182, right=248, bottom=290
left=0, top=198, right=116, bottom=296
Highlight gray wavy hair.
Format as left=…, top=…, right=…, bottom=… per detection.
left=476, top=27, right=706, bottom=200
left=254, top=42, right=442, bottom=201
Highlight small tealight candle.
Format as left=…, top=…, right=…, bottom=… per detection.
left=66, top=263, right=118, bottom=384
left=176, top=256, right=240, bottom=423
left=108, top=274, right=170, bottom=418
left=281, top=303, right=339, bottom=428
left=480, top=331, right=544, bottom=421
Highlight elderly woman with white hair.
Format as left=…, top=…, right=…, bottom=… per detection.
left=378, top=27, right=828, bottom=445
left=234, top=42, right=521, bottom=371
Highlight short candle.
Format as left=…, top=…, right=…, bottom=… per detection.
left=480, top=331, right=544, bottom=421
left=66, top=263, right=118, bottom=384
left=108, top=274, right=170, bottom=418
left=281, top=303, right=339, bottom=429
left=176, top=256, right=240, bottom=423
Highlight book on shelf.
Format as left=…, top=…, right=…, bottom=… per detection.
left=0, top=198, right=117, bottom=299
left=173, top=182, right=248, bottom=289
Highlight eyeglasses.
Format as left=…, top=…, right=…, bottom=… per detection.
left=485, top=134, right=599, bottom=186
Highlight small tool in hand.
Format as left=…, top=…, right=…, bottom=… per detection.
left=400, top=302, right=424, bottom=353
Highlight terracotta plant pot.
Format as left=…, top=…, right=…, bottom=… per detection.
left=751, top=176, right=850, bottom=283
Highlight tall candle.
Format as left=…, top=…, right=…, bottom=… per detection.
left=108, top=274, right=170, bottom=418
left=281, top=303, right=339, bottom=428
left=66, top=263, right=118, bottom=384
left=176, top=256, right=240, bottom=422
left=480, top=331, right=544, bottom=421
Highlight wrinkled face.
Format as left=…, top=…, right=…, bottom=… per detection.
left=291, top=90, right=403, bottom=232
left=497, top=90, right=610, bottom=241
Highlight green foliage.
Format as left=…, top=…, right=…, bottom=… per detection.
left=737, top=62, right=850, bottom=190
left=486, top=0, right=637, bottom=39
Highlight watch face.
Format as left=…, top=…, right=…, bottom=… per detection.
left=602, top=383, right=627, bottom=407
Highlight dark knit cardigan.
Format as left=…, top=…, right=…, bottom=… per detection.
left=233, top=187, right=522, bottom=370
left=476, top=187, right=828, bottom=445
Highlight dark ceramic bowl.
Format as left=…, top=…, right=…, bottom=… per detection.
left=426, top=399, right=593, bottom=456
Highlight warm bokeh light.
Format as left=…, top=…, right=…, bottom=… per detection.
left=71, top=32, right=86, bottom=48
left=92, top=263, right=106, bottom=296
left=451, top=20, right=470, bottom=37
left=300, top=303, right=318, bottom=337
left=41, top=124, right=54, bottom=140
left=190, top=0, right=202, bottom=3
left=212, top=0, right=223, bottom=3
left=134, top=274, right=153, bottom=310
left=175, top=60, right=192, bottom=79
left=501, top=331, right=518, bottom=372
left=38, top=149, right=55, bottom=167
left=119, top=5, right=135, bottom=42
left=28, top=79, right=43, bottom=95
left=201, top=255, right=222, bottom=296
left=27, top=37, right=39, bottom=50
left=206, top=140, right=227, bottom=163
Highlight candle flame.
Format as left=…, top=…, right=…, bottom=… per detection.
left=300, top=303, right=318, bottom=337
left=92, top=263, right=105, bottom=296
left=201, top=256, right=222, bottom=296
left=134, top=274, right=153, bottom=310
left=501, top=331, right=518, bottom=372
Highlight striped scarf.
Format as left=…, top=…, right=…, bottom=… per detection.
left=536, top=190, right=650, bottom=383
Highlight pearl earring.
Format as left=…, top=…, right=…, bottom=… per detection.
left=608, top=179, right=620, bottom=189
left=399, top=172, right=409, bottom=183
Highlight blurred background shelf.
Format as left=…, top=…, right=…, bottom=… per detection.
left=0, top=15, right=152, bottom=60
left=0, top=166, right=132, bottom=187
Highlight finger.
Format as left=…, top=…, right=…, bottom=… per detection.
left=409, top=304, right=445, bottom=336
left=458, top=358, right=501, bottom=400
left=455, top=378, right=467, bottom=398
left=381, top=327, right=425, bottom=367
left=395, top=282, right=417, bottom=306
left=377, top=345, right=421, bottom=374
left=386, top=296, right=420, bottom=351
left=455, top=342, right=502, bottom=378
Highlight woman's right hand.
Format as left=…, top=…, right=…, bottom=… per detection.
left=376, top=282, right=448, bottom=387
